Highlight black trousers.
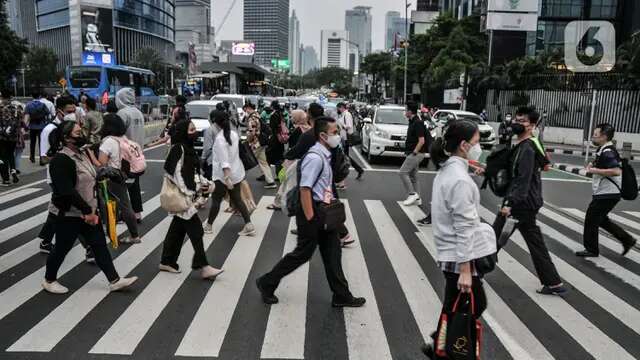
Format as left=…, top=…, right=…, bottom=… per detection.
left=45, top=217, right=118, bottom=282
left=493, top=209, right=561, bottom=286
left=29, top=129, right=42, bottom=161
left=261, top=211, right=352, bottom=300
left=343, top=141, right=363, bottom=174
left=583, top=197, right=635, bottom=255
left=38, top=212, right=58, bottom=244
left=127, top=177, right=144, bottom=214
left=0, top=140, right=16, bottom=182
left=207, top=180, right=251, bottom=225
left=161, top=214, right=209, bottom=270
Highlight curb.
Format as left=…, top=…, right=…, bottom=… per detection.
left=546, top=147, right=637, bottom=161
left=552, top=163, right=593, bottom=178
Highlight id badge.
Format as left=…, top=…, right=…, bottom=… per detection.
left=323, top=187, right=332, bottom=204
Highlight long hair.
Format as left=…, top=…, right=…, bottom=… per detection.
left=100, top=113, right=127, bottom=138
left=430, top=120, right=478, bottom=169
left=211, top=110, right=232, bottom=145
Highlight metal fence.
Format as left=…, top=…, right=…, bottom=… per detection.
left=485, top=89, right=640, bottom=134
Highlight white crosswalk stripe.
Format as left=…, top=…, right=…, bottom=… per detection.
left=0, top=193, right=50, bottom=222
left=561, top=207, right=640, bottom=239
left=0, top=188, right=41, bottom=204
left=0, top=190, right=639, bottom=359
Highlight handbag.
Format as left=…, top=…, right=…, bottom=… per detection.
left=435, top=293, right=483, bottom=360
left=239, top=141, right=259, bottom=170
left=160, top=148, right=193, bottom=213
left=316, top=200, right=346, bottom=231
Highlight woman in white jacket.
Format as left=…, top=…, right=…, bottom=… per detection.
left=204, top=110, right=255, bottom=236
left=422, top=119, right=496, bottom=358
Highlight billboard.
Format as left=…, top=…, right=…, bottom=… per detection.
left=271, top=59, right=290, bottom=70
left=81, top=6, right=115, bottom=64
left=487, top=0, right=539, bottom=13
left=232, top=42, right=256, bottom=56
left=486, top=12, right=538, bottom=32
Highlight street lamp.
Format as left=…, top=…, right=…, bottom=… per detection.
left=404, top=1, right=412, bottom=104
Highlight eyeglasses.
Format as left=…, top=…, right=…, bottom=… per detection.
left=514, top=117, right=529, bottom=124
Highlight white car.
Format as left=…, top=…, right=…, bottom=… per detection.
left=211, top=94, right=246, bottom=124
left=432, top=110, right=497, bottom=148
left=361, top=105, right=435, bottom=162
left=186, top=100, right=247, bottom=155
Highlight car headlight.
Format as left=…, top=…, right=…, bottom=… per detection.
left=374, top=128, right=389, bottom=139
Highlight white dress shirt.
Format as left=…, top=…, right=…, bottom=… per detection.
left=211, top=130, right=245, bottom=185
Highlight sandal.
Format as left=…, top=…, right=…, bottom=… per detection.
left=267, top=204, right=282, bottom=211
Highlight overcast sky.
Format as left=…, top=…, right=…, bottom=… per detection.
left=211, top=0, right=414, bottom=53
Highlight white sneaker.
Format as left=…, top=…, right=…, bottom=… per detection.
left=403, top=193, right=421, bottom=206
left=159, top=264, right=181, bottom=273
left=200, top=265, right=224, bottom=279
left=109, top=276, right=138, bottom=292
left=238, top=223, right=256, bottom=236
left=42, top=280, right=69, bottom=294
left=203, top=222, right=213, bottom=234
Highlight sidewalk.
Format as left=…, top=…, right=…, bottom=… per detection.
left=544, top=142, right=639, bottom=160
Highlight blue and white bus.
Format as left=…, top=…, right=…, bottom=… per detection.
left=65, top=64, right=162, bottom=117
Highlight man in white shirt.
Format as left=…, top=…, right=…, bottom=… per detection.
left=336, top=102, right=364, bottom=183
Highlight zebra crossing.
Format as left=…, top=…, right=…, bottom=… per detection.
left=1, top=185, right=640, bottom=359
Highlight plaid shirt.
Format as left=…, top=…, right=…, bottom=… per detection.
left=437, top=261, right=479, bottom=276
left=0, top=101, right=24, bottom=142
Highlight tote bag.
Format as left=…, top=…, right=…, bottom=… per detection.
left=160, top=147, right=193, bottom=213
left=435, top=293, right=483, bottom=360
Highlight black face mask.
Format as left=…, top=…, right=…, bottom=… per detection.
left=71, top=135, right=87, bottom=148
left=511, top=123, right=526, bottom=135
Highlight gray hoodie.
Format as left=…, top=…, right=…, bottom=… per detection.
left=116, top=88, right=145, bottom=146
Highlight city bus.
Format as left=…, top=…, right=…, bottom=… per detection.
left=65, top=64, right=163, bottom=118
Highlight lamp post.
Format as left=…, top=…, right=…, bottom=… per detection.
left=404, top=1, right=412, bottom=104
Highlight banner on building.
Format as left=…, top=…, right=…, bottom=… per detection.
left=81, top=6, right=115, bottom=65
left=487, top=0, right=539, bottom=13
left=486, top=12, right=538, bottom=32
left=232, top=42, right=256, bottom=56
left=188, top=42, right=198, bottom=75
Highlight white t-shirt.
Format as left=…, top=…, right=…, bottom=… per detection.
left=99, top=137, right=122, bottom=169
left=211, top=130, right=245, bottom=184
left=40, top=120, right=60, bottom=157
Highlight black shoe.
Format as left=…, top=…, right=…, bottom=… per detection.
left=622, top=239, right=637, bottom=256
left=256, top=277, right=278, bottom=304
left=290, top=229, right=298, bottom=235
left=39, top=241, right=53, bottom=254
left=332, top=296, right=366, bottom=308
left=575, top=250, right=598, bottom=258
left=417, top=215, right=431, bottom=227
left=536, top=284, right=568, bottom=296
left=15, top=169, right=20, bottom=175
left=356, top=170, right=364, bottom=180
left=29, top=157, right=35, bottom=164
left=421, top=343, right=435, bottom=359
left=256, top=175, right=265, bottom=182
left=11, top=171, right=19, bottom=184
left=86, top=249, right=95, bottom=264
left=0, top=181, right=10, bottom=187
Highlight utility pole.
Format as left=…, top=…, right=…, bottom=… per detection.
left=404, top=0, right=411, bottom=104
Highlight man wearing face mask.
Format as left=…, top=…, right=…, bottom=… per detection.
left=256, top=117, right=366, bottom=308
left=494, top=106, right=566, bottom=296
left=498, top=113, right=513, bottom=146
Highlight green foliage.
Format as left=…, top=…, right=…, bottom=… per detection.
left=0, top=0, right=28, bottom=84
left=24, top=47, right=59, bottom=88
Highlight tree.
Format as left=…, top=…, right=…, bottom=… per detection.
left=130, top=47, right=163, bottom=74
left=0, top=0, right=28, bottom=86
left=24, top=46, right=59, bottom=89
left=361, top=52, right=392, bottom=98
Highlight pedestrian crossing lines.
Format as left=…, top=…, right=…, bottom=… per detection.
left=0, top=187, right=639, bottom=359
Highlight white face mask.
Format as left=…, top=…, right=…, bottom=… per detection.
left=325, top=134, right=341, bottom=149
left=467, top=143, right=482, bottom=161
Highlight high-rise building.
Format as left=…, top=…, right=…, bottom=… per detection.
left=321, top=30, right=349, bottom=69
left=244, top=0, right=289, bottom=67
left=345, top=6, right=372, bottom=57
left=10, top=0, right=176, bottom=70
left=5, top=0, right=21, bottom=36
left=385, top=11, right=406, bottom=50
left=289, top=10, right=301, bottom=74
left=301, top=45, right=319, bottom=74
left=175, top=0, right=214, bottom=71
left=417, top=0, right=439, bottom=11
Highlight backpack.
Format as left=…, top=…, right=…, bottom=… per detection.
left=286, top=150, right=324, bottom=217
left=277, top=120, right=290, bottom=144
left=113, top=136, right=147, bottom=177
left=604, top=147, right=638, bottom=201
left=481, top=144, right=514, bottom=197
left=332, top=146, right=351, bottom=184
left=28, top=101, right=49, bottom=125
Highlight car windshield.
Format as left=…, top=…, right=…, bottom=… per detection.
left=212, top=95, right=244, bottom=108
left=186, top=103, right=219, bottom=119
left=457, top=114, right=485, bottom=123
left=375, top=109, right=407, bottom=125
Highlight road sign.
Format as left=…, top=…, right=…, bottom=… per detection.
left=271, top=59, right=290, bottom=70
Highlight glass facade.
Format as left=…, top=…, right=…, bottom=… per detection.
left=35, top=0, right=70, bottom=31
left=114, top=0, right=175, bottom=41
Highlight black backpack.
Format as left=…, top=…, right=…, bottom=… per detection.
left=332, top=146, right=351, bottom=184
left=29, top=101, right=49, bottom=125
left=46, top=122, right=61, bottom=157
left=286, top=150, right=324, bottom=217
left=481, top=144, right=514, bottom=197
left=605, top=147, right=638, bottom=201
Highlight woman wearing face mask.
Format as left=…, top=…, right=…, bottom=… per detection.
left=42, top=121, right=138, bottom=294
left=95, top=114, right=142, bottom=244
left=421, top=120, right=496, bottom=358
left=159, top=119, right=224, bottom=279
left=204, top=110, right=256, bottom=236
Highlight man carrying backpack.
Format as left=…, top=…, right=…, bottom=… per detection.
left=576, top=123, right=637, bottom=258
left=493, top=106, right=567, bottom=296
left=24, top=92, right=50, bottom=165
left=256, top=117, right=365, bottom=308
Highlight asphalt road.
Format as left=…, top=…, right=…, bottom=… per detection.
left=0, top=144, right=639, bottom=360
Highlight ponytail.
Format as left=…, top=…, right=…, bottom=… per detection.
left=430, top=120, right=479, bottom=170
left=211, top=110, right=232, bottom=146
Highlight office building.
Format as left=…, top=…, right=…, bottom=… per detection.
left=289, top=10, right=301, bottom=74
left=10, top=0, right=175, bottom=70
left=301, top=45, right=319, bottom=74
left=5, top=0, right=21, bottom=36
left=345, top=6, right=372, bottom=57
left=244, top=0, right=289, bottom=67
left=385, top=11, right=406, bottom=50
left=321, top=30, right=349, bottom=69
left=175, top=0, right=215, bottom=72
left=417, top=0, right=439, bottom=11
